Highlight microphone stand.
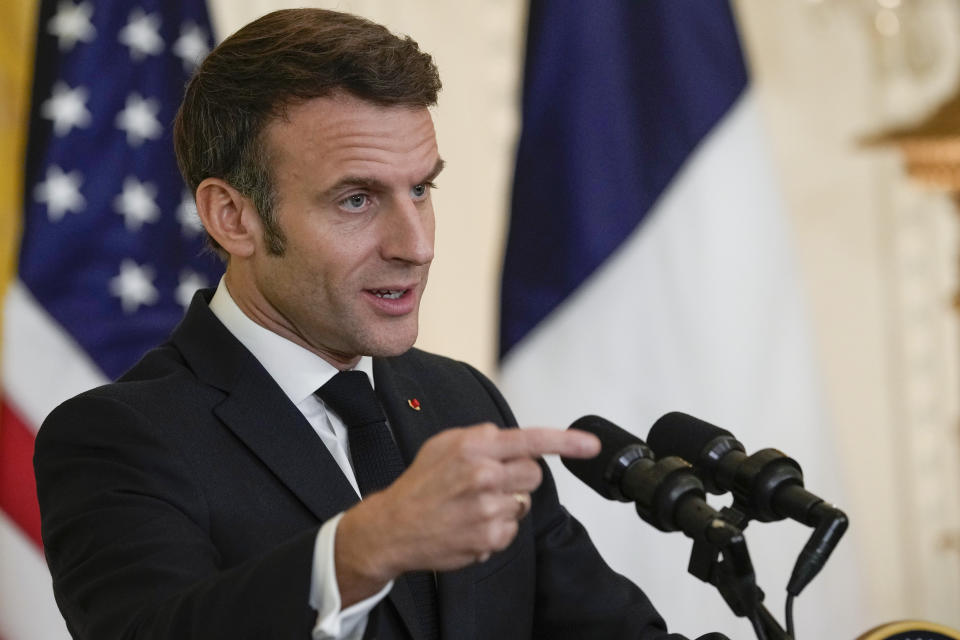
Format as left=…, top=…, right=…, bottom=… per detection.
left=686, top=506, right=793, bottom=640
left=615, top=453, right=788, bottom=640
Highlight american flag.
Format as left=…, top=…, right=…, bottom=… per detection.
left=0, top=1, right=222, bottom=637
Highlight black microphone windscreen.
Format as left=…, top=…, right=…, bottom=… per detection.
left=647, top=411, right=733, bottom=463
left=562, top=415, right=644, bottom=500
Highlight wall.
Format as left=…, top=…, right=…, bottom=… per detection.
left=209, top=0, right=960, bottom=629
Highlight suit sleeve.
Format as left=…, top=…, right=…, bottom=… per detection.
left=465, top=365, right=689, bottom=640
left=34, top=393, right=318, bottom=640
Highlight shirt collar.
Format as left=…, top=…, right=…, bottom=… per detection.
left=208, top=278, right=374, bottom=406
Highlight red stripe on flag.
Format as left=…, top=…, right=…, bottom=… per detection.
left=0, top=401, right=42, bottom=547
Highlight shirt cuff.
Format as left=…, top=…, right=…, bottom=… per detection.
left=309, top=512, right=394, bottom=640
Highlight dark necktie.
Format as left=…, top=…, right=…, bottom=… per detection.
left=316, top=370, right=440, bottom=640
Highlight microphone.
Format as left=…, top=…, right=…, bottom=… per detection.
left=564, top=416, right=782, bottom=633
left=647, top=411, right=848, bottom=596
left=562, top=416, right=741, bottom=545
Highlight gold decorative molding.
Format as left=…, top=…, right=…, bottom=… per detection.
left=865, top=89, right=960, bottom=191
left=937, top=529, right=960, bottom=554
left=865, top=85, right=960, bottom=310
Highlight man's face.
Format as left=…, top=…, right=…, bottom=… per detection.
left=236, top=93, right=441, bottom=366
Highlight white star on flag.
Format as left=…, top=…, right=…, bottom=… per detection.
left=115, top=92, right=162, bottom=146
left=109, top=259, right=159, bottom=313
left=9, top=0, right=226, bottom=628
left=41, top=81, right=92, bottom=136
left=177, top=190, right=204, bottom=237
left=47, top=0, right=96, bottom=52
left=175, top=269, right=208, bottom=309
left=118, top=8, right=164, bottom=61
left=34, top=165, right=86, bottom=221
left=113, top=176, right=160, bottom=231
left=172, top=22, right=209, bottom=70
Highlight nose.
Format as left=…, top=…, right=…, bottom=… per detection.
left=381, top=197, right=435, bottom=265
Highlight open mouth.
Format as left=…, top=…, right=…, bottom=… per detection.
left=370, top=289, right=407, bottom=299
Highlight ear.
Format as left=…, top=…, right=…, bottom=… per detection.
left=194, top=178, right=261, bottom=259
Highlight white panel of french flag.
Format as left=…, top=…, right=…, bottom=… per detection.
left=499, top=1, right=866, bottom=637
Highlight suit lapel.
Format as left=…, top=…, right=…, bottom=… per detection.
left=374, top=357, right=479, bottom=639
left=172, top=291, right=359, bottom=523
left=370, top=357, right=437, bottom=638
left=214, top=366, right=361, bottom=520
left=373, top=357, right=436, bottom=466
left=173, top=295, right=474, bottom=640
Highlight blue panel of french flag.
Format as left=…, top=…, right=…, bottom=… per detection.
left=500, top=1, right=865, bottom=637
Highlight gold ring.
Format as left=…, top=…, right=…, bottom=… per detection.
left=513, top=492, right=531, bottom=519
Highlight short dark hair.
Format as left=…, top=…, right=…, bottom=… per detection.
left=173, top=9, right=442, bottom=258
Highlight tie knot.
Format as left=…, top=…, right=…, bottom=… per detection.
left=315, top=370, right=385, bottom=428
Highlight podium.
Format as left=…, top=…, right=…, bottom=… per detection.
left=857, top=620, right=960, bottom=640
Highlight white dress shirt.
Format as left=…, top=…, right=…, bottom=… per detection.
left=209, top=279, right=392, bottom=640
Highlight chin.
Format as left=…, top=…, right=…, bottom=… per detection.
left=350, top=314, right=420, bottom=358
left=361, top=331, right=418, bottom=358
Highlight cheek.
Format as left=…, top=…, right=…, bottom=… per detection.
left=423, top=206, right=437, bottom=242
left=308, top=244, right=371, bottom=296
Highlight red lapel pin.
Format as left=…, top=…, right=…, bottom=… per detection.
left=407, top=398, right=421, bottom=411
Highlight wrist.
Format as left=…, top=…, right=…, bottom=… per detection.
left=334, top=494, right=400, bottom=605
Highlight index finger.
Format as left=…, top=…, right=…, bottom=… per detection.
left=480, top=427, right=600, bottom=461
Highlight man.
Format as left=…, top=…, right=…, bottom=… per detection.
left=34, top=9, right=690, bottom=640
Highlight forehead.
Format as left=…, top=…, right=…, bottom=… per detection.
left=263, top=93, right=439, bottom=185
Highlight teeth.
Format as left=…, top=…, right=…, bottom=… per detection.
left=374, top=290, right=404, bottom=299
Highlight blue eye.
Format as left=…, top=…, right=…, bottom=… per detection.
left=411, top=184, right=427, bottom=198
left=340, top=193, right=368, bottom=211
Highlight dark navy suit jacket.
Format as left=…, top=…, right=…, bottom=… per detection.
left=34, top=291, right=684, bottom=639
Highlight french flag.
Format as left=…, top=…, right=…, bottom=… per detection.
left=500, top=1, right=865, bottom=637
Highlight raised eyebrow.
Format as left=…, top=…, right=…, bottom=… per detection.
left=322, top=159, right=445, bottom=199
left=419, top=158, right=446, bottom=185
left=322, top=176, right=389, bottom=199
